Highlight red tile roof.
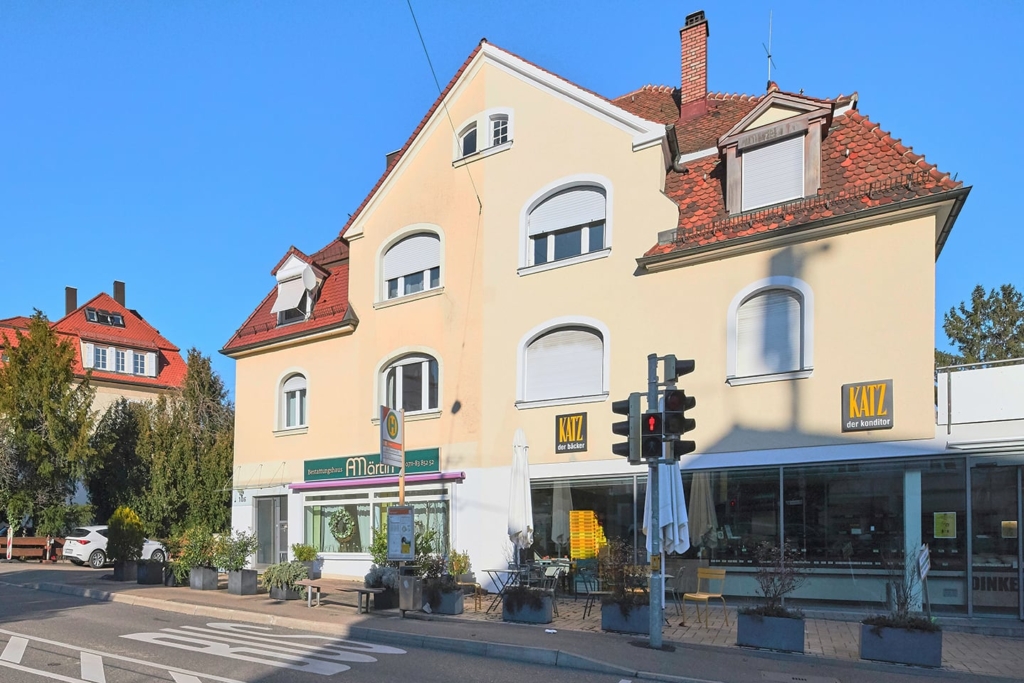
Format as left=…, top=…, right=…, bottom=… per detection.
left=222, top=239, right=353, bottom=354
left=1, top=294, right=186, bottom=389
left=614, top=86, right=965, bottom=260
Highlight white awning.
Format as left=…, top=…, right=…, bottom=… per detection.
left=271, top=278, right=307, bottom=314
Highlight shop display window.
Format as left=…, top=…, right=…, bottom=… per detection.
left=530, top=476, right=636, bottom=561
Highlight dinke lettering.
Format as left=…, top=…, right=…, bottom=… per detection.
left=848, top=383, right=888, bottom=419
left=973, top=576, right=1020, bottom=592
left=558, top=415, right=584, bottom=443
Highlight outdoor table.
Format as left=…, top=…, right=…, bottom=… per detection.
left=482, top=569, right=518, bottom=613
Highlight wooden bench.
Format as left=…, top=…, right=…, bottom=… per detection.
left=294, top=578, right=384, bottom=613
left=0, top=537, right=64, bottom=562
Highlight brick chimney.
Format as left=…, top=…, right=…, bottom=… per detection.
left=113, top=280, right=125, bottom=307
left=65, top=287, right=77, bottom=315
left=679, top=10, right=709, bottom=120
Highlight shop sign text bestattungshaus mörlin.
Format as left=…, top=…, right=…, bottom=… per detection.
left=555, top=412, right=587, bottom=454
left=303, top=448, right=439, bottom=482
left=841, top=379, right=893, bottom=432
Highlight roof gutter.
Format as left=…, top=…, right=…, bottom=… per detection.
left=638, top=186, right=972, bottom=272
left=935, top=185, right=972, bottom=259
left=220, top=316, right=357, bottom=359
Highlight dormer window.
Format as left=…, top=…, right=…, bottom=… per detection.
left=740, top=134, right=805, bottom=211
left=85, top=308, right=125, bottom=327
left=459, top=124, right=477, bottom=158
left=271, top=255, right=318, bottom=326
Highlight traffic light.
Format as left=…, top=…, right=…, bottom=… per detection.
left=611, top=393, right=641, bottom=464
left=641, top=411, right=664, bottom=460
left=663, top=354, right=695, bottom=381
left=662, top=357, right=697, bottom=463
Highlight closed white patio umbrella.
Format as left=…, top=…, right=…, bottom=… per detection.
left=508, top=428, right=534, bottom=558
left=550, top=481, right=574, bottom=555
left=643, top=461, right=690, bottom=607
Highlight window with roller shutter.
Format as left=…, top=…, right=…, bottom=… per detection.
left=735, top=289, right=803, bottom=377
left=740, top=134, right=805, bottom=212
left=523, top=327, right=604, bottom=403
left=382, top=233, right=441, bottom=301
left=527, top=186, right=606, bottom=267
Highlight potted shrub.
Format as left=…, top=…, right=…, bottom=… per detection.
left=107, top=506, right=145, bottom=582
left=449, top=549, right=475, bottom=587
left=137, top=555, right=166, bottom=585
left=365, top=565, right=399, bottom=609
left=291, top=543, right=322, bottom=580
left=737, top=541, right=807, bottom=653
left=860, top=551, right=942, bottom=668
left=599, top=539, right=649, bottom=634
left=502, top=585, right=552, bottom=623
left=420, top=553, right=463, bottom=615
left=179, top=526, right=219, bottom=590
left=215, top=530, right=260, bottom=595
left=263, top=560, right=308, bottom=600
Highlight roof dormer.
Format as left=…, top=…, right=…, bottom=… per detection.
left=271, top=252, right=323, bottom=325
left=718, top=90, right=834, bottom=215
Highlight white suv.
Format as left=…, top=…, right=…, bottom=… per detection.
left=63, top=526, right=167, bottom=569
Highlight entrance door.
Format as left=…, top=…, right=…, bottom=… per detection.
left=255, top=496, right=288, bottom=568
left=971, top=467, right=1021, bottom=617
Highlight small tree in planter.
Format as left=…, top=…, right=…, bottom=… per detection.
left=215, top=530, right=260, bottom=595
left=448, top=549, right=473, bottom=584
left=179, top=526, right=219, bottom=590
left=291, top=543, right=321, bottom=579
left=263, top=560, right=308, bottom=601
left=421, top=553, right=463, bottom=615
left=107, top=506, right=145, bottom=582
left=502, top=585, right=552, bottom=623
left=599, top=538, right=649, bottom=634
left=737, top=541, right=807, bottom=652
left=861, top=550, right=941, bottom=668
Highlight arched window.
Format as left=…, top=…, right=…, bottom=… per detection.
left=383, top=355, right=439, bottom=414
left=491, top=114, right=509, bottom=146
left=523, top=326, right=604, bottom=402
left=382, top=233, right=441, bottom=300
left=459, top=123, right=477, bottom=158
left=526, top=184, right=607, bottom=267
left=281, top=374, right=308, bottom=428
left=727, top=278, right=814, bottom=384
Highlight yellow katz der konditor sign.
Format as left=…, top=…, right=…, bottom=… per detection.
left=555, top=412, right=587, bottom=454
left=841, top=379, right=894, bottom=432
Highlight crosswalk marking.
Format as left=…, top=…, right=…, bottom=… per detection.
left=81, top=652, right=106, bottom=682
left=170, top=673, right=203, bottom=683
left=0, top=636, right=28, bottom=664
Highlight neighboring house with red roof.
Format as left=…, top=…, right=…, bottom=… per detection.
left=223, top=9, right=984, bottom=616
left=1, top=281, right=186, bottom=417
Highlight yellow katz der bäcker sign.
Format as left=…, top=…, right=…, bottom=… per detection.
left=555, top=412, right=587, bottom=454
left=841, top=379, right=894, bottom=432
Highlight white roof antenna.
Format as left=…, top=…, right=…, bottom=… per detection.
left=763, top=10, right=778, bottom=91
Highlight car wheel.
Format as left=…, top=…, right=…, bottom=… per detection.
left=150, top=549, right=166, bottom=564
left=88, top=550, right=106, bottom=569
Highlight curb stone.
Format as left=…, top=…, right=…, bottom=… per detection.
left=2, top=580, right=716, bottom=683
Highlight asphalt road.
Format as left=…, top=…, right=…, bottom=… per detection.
left=0, top=584, right=626, bottom=683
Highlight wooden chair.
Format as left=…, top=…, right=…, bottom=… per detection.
left=681, top=568, right=729, bottom=628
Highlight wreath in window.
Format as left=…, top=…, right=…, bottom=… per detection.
left=329, top=508, right=356, bottom=545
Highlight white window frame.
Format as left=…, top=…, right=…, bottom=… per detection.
left=371, top=346, right=443, bottom=421
left=518, top=174, right=613, bottom=275
left=458, top=123, right=477, bottom=158
left=277, top=291, right=311, bottom=326
left=516, top=316, right=611, bottom=409
left=114, top=349, right=125, bottom=373
left=93, top=347, right=107, bottom=370
left=726, top=276, right=814, bottom=386
left=374, top=225, right=445, bottom=307
left=133, top=352, right=146, bottom=375
left=275, top=369, right=310, bottom=434
left=740, top=134, right=806, bottom=212
left=452, top=108, right=514, bottom=164
left=382, top=354, right=440, bottom=416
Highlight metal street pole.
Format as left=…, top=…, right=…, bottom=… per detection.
left=647, top=353, right=663, bottom=649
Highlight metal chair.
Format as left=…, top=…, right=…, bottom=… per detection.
left=665, top=570, right=687, bottom=616
left=539, top=566, right=563, bottom=616
left=681, top=567, right=729, bottom=628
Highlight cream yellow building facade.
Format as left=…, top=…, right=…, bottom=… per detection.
left=225, top=14, right=991, bottom=614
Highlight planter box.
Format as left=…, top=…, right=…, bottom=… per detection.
left=737, top=613, right=805, bottom=653
left=137, top=561, right=165, bottom=585
left=164, top=567, right=183, bottom=587
left=502, top=595, right=553, bottom=624
left=601, top=603, right=650, bottom=634
left=269, top=585, right=301, bottom=601
left=373, top=588, right=399, bottom=610
left=113, top=561, right=138, bottom=582
left=228, top=569, right=258, bottom=596
left=425, top=590, right=464, bottom=615
left=860, top=623, right=942, bottom=668
left=302, top=560, right=322, bottom=580
left=190, top=566, right=219, bottom=591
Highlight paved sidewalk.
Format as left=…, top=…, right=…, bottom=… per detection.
left=2, top=562, right=1022, bottom=681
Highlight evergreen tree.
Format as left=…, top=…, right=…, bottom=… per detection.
left=937, top=284, right=1024, bottom=366
left=86, top=398, right=148, bottom=523
left=0, top=312, right=95, bottom=518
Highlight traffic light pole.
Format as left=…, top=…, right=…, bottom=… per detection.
left=646, top=353, right=663, bottom=650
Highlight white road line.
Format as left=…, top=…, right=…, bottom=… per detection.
left=170, top=673, right=203, bottom=683
left=1, top=636, right=28, bottom=663
left=80, top=652, right=106, bottom=683
left=0, top=659, right=83, bottom=683
left=0, top=627, right=244, bottom=683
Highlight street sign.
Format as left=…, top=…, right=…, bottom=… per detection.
left=387, top=506, right=415, bottom=562
left=918, top=543, right=931, bottom=579
left=380, top=406, right=404, bottom=468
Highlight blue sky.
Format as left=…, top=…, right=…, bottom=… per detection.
left=2, top=1, right=1020, bottom=393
